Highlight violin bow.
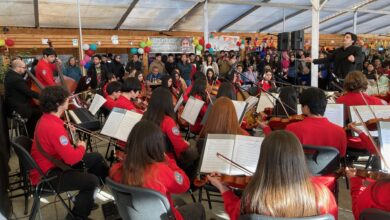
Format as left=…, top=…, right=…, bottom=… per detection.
left=216, top=152, right=253, bottom=176
left=64, top=110, right=77, bottom=145
left=359, top=91, right=378, bottom=120
left=353, top=107, right=389, bottom=170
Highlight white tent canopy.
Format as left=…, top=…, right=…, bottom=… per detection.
left=0, top=0, right=389, bottom=34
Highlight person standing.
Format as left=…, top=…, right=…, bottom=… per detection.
left=87, top=55, right=110, bottom=89
left=177, top=54, right=193, bottom=86
left=125, top=54, right=143, bottom=73
left=35, top=48, right=62, bottom=87
left=64, top=57, right=82, bottom=83
left=149, top=53, right=166, bottom=74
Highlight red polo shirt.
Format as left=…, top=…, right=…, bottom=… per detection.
left=35, top=59, right=57, bottom=87
left=160, top=116, right=189, bottom=158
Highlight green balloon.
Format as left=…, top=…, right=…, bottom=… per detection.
left=140, top=42, right=146, bottom=48
left=197, top=45, right=203, bottom=51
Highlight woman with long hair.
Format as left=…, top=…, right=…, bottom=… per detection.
left=173, top=68, right=187, bottom=94
left=272, top=86, right=298, bottom=117
left=202, top=55, right=219, bottom=76
left=188, top=79, right=209, bottom=134
left=199, top=97, right=248, bottom=138
left=207, top=130, right=338, bottom=220
left=109, top=121, right=205, bottom=220
left=64, top=56, right=82, bottom=82
left=216, top=82, right=237, bottom=100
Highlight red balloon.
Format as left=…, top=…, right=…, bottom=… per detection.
left=236, top=41, right=241, bottom=46
left=199, top=38, right=205, bottom=46
left=5, top=39, right=14, bottom=47
left=85, top=49, right=94, bottom=57
left=206, top=43, right=211, bottom=49
left=144, top=46, right=151, bottom=53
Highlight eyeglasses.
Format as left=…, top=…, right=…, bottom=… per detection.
left=19, top=66, right=27, bottom=69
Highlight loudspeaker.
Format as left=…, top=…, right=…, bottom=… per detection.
left=291, top=30, right=304, bottom=50
left=277, top=32, right=290, bottom=51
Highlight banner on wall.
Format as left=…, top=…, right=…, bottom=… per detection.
left=150, top=37, right=194, bottom=53
left=209, top=36, right=240, bottom=51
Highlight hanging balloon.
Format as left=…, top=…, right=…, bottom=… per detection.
left=199, top=38, right=205, bottom=46
left=0, top=39, right=4, bottom=46
left=209, top=34, right=214, bottom=39
left=146, top=40, right=152, bottom=47
left=209, top=48, right=214, bottom=54
left=240, top=44, right=245, bottom=50
left=5, top=39, right=14, bottom=47
left=206, top=43, right=211, bottom=49
left=236, top=41, right=241, bottom=47
left=139, top=42, right=146, bottom=48
left=196, top=44, right=203, bottom=51
left=130, top=48, right=138, bottom=54
left=84, top=55, right=91, bottom=62
left=85, top=49, right=94, bottom=57
left=144, top=46, right=151, bottom=53
left=82, top=43, right=90, bottom=50
left=138, top=48, right=144, bottom=54
left=89, top=44, right=97, bottom=51
left=84, top=62, right=91, bottom=70
left=193, top=38, right=199, bottom=45
left=80, top=60, right=87, bottom=66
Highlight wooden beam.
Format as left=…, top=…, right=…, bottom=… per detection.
left=258, top=9, right=306, bottom=32
left=168, top=1, right=204, bottom=31
left=33, top=0, right=39, bottom=28
left=218, top=5, right=262, bottom=32
left=115, top=0, right=139, bottom=30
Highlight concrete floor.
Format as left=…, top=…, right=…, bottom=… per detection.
left=7, top=138, right=354, bottom=220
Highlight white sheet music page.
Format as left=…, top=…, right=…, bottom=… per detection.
left=174, top=95, right=184, bottom=113
left=100, top=108, right=125, bottom=138
left=349, top=105, right=390, bottom=137
left=298, top=104, right=344, bottom=127
left=230, top=135, right=263, bottom=175
left=378, top=121, right=390, bottom=172
left=114, top=110, right=143, bottom=141
left=200, top=134, right=235, bottom=175
left=256, top=93, right=278, bottom=113
left=232, top=100, right=248, bottom=123
left=88, top=94, right=107, bottom=115
left=181, top=96, right=205, bottom=125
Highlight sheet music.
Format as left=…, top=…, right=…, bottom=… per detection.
left=181, top=96, right=205, bottom=125
left=349, top=105, right=390, bottom=137
left=100, top=108, right=126, bottom=138
left=297, top=103, right=344, bottom=127
left=230, top=135, right=263, bottom=175
left=199, top=134, right=236, bottom=174
left=174, top=95, right=184, bottom=113
left=114, top=110, right=143, bottom=142
left=67, top=110, right=82, bottom=124
left=88, top=94, right=107, bottom=115
left=245, top=96, right=259, bottom=112
left=231, top=100, right=248, bottom=123
left=378, top=121, right=390, bottom=171
left=256, top=93, right=278, bottom=113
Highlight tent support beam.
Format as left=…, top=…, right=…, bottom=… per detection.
left=168, top=2, right=204, bottom=31
left=115, top=0, right=139, bottom=30
left=34, top=0, right=39, bottom=28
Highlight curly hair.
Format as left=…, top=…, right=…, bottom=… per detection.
left=39, top=86, right=70, bottom=113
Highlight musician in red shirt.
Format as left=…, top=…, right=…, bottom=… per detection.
left=188, top=79, right=209, bottom=134
left=102, top=73, right=117, bottom=98
left=346, top=167, right=390, bottom=220
left=30, top=86, right=108, bottom=220
left=103, top=81, right=121, bottom=111
left=114, top=77, right=143, bottom=114
left=258, top=69, right=275, bottom=92
left=109, top=121, right=205, bottom=220
left=35, top=48, right=61, bottom=87
left=207, top=130, right=338, bottom=220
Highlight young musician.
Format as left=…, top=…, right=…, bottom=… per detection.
left=109, top=121, right=205, bottom=220
left=103, top=81, right=121, bottom=111
left=4, top=59, right=41, bottom=138
left=35, top=48, right=60, bottom=87
left=114, top=77, right=143, bottom=114
left=272, top=86, right=298, bottom=117
left=346, top=167, right=390, bottom=220
left=216, top=82, right=237, bottom=100
left=206, top=68, right=220, bottom=87
left=161, top=74, right=179, bottom=97
left=30, top=86, right=108, bottom=220
left=336, top=71, right=386, bottom=115
left=258, top=69, right=275, bottom=92
left=183, top=71, right=206, bottom=102
left=199, top=97, right=249, bottom=138
left=188, top=79, right=209, bottom=134
left=102, top=73, right=117, bottom=98
left=173, top=70, right=187, bottom=94
left=207, top=130, right=338, bottom=220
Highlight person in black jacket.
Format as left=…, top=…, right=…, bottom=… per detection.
left=87, top=55, right=110, bottom=89
left=4, top=60, right=41, bottom=137
left=307, top=32, right=363, bottom=79
left=125, top=54, right=143, bottom=73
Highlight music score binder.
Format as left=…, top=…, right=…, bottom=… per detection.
left=180, top=96, right=205, bottom=125
left=100, top=108, right=142, bottom=141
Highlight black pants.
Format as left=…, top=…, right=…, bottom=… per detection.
left=26, top=107, right=42, bottom=138
left=46, top=153, right=108, bottom=219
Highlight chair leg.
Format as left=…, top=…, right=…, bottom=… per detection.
left=29, top=194, right=41, bottom=220
left=205, top=189, right=212, bottom=210
left=24, top=192, right=29, bottom=215
left=105, top=141, right=112, bottom=159
left=188, top=189, right=196, bottom=203
left=198, top=187, right=203, bottom=203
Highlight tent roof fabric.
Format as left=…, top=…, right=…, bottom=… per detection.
left=0, top=0, right=389, bottom=34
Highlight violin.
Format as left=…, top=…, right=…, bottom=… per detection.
left=268, top=114, right=305, bottom=130
left=341, top=168, right=390, bottom=181
left=346, top=118, right=390, bottom=131
left=194, top=174, right=251, bottom=189
left=244, top=108, right=266, bottom=130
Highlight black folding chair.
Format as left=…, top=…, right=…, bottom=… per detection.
left=359, top=208, right=390, bottom=220
left=105, top=177, right=174, bottom=220
left=11, top=136, right=74, bottom=220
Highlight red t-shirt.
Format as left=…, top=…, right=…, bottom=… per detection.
left=160, top=116, right=189, bottom=158
left=30, top=113, right=85, bottom=185
left=221, top=177, right=338, bottom=220
left=350, top=177, right=390, bottom=220
left=114, top=95, right=143, bottom=114
left=109, top=156, right=190, bottom=220
left=35, top=59, right=57, bottom=87
left=102, top=83, right=109, bottom=98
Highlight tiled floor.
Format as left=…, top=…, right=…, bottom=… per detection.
left=7, top=139, right=354, bottom=220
